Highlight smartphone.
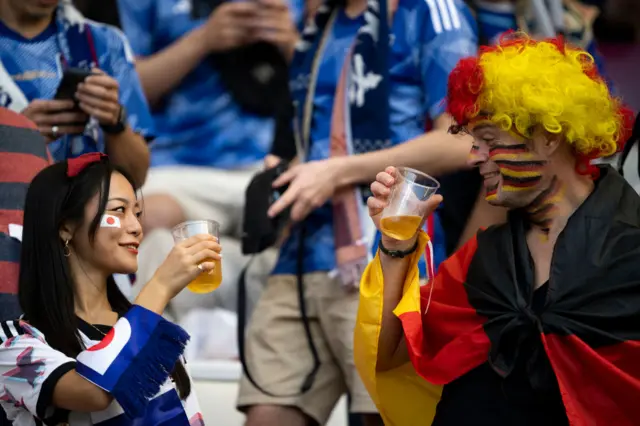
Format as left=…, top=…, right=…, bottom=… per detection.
left=54, top=68, right=93, bottom=103
left=191, top=0, right=222, bottom=19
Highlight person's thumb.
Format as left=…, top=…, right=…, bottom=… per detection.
left=423, top=194, right=443, bottom=218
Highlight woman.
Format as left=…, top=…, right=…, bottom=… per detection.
left=0, top=152, right=219, bottom=425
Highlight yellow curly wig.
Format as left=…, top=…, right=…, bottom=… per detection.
left=447, top=34, right=632, bottom=160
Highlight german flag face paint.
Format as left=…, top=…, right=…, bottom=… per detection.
left=488, top=144, right=546, bottom=193
left=468, top=118, right=548, bottom=205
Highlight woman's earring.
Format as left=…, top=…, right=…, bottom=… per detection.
left=63, top=239, right=71, bottom=257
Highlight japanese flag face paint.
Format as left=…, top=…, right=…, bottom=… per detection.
left=100, top=214, right=121, bottom=228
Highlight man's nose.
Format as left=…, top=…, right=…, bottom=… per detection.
left=467, top=144, right=487, bottom=167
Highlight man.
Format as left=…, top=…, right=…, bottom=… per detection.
left=237, top=0, right=480, bottom=425
left=355, top=35, right=638, bottom=425
left=117, top=0, right=302, bottom=318
left=0, top=0, right=152, bottom=186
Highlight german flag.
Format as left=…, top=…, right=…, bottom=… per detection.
left=355, top=167, right=640, bottom=425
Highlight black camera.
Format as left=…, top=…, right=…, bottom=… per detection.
left=241, top=161, right=290, bottom=255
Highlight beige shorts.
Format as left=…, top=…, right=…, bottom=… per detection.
left=236, top=273, right=377, bottom=424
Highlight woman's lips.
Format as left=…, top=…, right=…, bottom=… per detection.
left=120, top=244, right=139, bottom=255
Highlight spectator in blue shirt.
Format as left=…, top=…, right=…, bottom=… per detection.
left=0, top=0, right=152, bottom=186
left=118, top=0, right=303, bottom=318
left=236, top=1, right=486, bottom=425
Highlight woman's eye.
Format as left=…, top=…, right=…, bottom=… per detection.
left=111, top=206, right=125, bottom=213
left=135, top=211, right=143, bottom=218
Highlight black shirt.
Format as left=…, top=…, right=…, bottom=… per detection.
left=438, top=170, right=483, bottom=255
left=432, top=283, right=569, bottom=426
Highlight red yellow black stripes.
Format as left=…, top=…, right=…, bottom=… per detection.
left=488, top=144, right=546, bottom=191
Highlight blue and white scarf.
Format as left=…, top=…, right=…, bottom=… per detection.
left=290, top=0, right=392, bottom=160
left=289, top=0, right=393, bottom=286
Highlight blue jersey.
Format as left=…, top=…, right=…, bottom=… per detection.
left=0, top=15, right=153, bottom=162
left=117, top=0, right=303, bottom=169
left=273, top=0, right=478, bottom=275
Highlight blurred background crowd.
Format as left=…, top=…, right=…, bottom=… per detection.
left=0, top=0, right=638, bottom=424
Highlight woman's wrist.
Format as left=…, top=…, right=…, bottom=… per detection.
left=133, top=278, right=173, bottom=316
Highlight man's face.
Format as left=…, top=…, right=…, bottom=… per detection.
left=7, top=0, right=59, bottom=21
left=467, top=119, right=553, bottom=209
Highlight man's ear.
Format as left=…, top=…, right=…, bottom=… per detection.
left=532, top=127, right=563, bottom=156
left=544, top=131, right=564, bottom=156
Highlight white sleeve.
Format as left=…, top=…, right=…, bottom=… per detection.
left=0, top=321, right=76, bottom=421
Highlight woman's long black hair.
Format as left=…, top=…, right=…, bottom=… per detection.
left=18, top=158, right=191, bottom=399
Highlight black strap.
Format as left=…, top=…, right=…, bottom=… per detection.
left=237, top=225, right=320, bottom=396
left=378, top=238, right=419, bottom=259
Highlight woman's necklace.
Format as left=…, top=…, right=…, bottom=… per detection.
left=86, top=322, right=109, bottom=338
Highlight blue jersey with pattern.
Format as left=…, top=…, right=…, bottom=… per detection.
left=117, top=0, right=304, bottom=169
left=273, top=0, right=478, bottom=275
left=0, top=17, right=154, bottom=162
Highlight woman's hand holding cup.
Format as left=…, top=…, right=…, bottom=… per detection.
left=136, top=234, right=222, bottom=314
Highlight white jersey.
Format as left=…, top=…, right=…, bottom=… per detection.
left=0, top=319, right=204, bottom=425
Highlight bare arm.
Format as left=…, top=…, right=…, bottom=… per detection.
left=134, top=28, right=208, bottom=106
left=52, top=371, right=113, bottom=412
left=105, top=128, right=150, bottom=187
left=134, top=2, right=259, bottom=106
left=367, top=171, right=443, bottom=371
left=335, top=114, right=472, bottom=187
left=376, top=238, right=417, bottom=371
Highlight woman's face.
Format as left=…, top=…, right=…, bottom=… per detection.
left=72, top=172, right=143, bottom=275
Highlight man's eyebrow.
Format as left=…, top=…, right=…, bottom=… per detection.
left=471, top=123, right=494, bottom=132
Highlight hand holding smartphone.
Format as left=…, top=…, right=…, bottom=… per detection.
left=54, top=68, right=94, bottom=107
left=21, top=68, right=92, bottom=141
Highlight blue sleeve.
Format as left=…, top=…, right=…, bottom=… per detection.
left=96, top=25, right=155, bottom=139
left=419, top=0, right=478, bottom=120
left=116, top=0, right=156, bottom=57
